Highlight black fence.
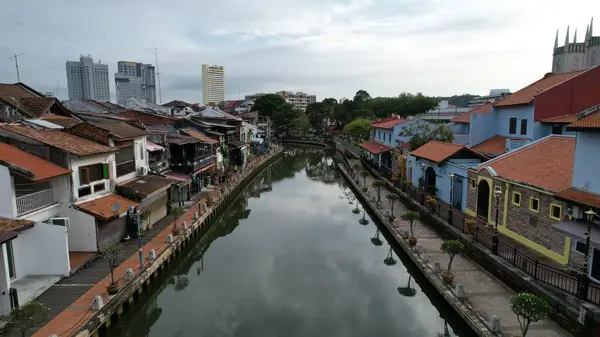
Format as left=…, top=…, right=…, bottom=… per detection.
left=361, top=157, right=600, bottom=305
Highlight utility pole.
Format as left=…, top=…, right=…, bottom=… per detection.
left=9, top=53, right=25, bottom=82
left=144, top=48, right=166, bottom=104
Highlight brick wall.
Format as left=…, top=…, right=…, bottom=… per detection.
left=69, top=123, right=111, bottom=146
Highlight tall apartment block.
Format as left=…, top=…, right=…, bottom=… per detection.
left=65, top=55, right=110, bottom=101
left=115, top=61, right=157, bottom=104
left=202, top=64, right=225, bottom=105
left=276, top=91, right=317, bottom=111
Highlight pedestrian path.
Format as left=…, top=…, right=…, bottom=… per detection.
left=353, top=163, right=572, bottom=337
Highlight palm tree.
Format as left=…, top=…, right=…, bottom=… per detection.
left=401, top=211, right=420, bottom=246
left=386, top=193, right=400, bottom=221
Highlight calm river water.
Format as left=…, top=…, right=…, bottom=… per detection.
left=108, top=146, right=476, bottom=337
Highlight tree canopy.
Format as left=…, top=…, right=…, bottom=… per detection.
left=343, top=118, right=372, bottom=140
left=251, top=94, right=287, bottom=118
left=270, top=103, right=304, bottom=137
left=398, top=119, right=454, bottom=151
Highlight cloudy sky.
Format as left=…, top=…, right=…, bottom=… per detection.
left=1, top=0, right=598, bottom=103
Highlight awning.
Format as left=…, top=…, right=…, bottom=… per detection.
left=359, top=141, right=392, bottom=155
left=118, top=175, right=173, bottom=199
left=75, top=193, right=139, bottom=220
left=552, top=221, right=600, bottom=248
left=146, top=141, right=164, bottom=152
left=193, top=163, right=215, bottom=175
left=163, top=171, right=192, bottom=183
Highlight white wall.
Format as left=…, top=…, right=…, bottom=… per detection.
left=64, top=206, right=97, bottom=252
left=0, top=245, right=12, bottom=315
left=71, top=153, right=115, bottom=203
left=12, top=222, right=70, bottom=278
left=115, top=137, right=147, bottom=184
left=0, top=166, right=17, bottom=218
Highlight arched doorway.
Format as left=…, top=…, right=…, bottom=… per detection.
left=425, top=167, right=436, bottom=196
left=477, top=180, right=490, bottom=220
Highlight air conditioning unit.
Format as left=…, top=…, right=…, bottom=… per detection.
left=138, top=167, right=148, bottom=175
left=50, top=217, right=71, bottom=230
left=571, top=205, right=584, bottom=220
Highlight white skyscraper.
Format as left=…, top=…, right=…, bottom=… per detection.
left=65, top=55, right=110, bottom=101
left=115, top=61, right=157, bottom=104
left=202, top=64, right=225, bottom=105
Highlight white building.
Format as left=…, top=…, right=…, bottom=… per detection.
left=552, top=18, right=599, bottom=73
left=65, top=55, right=110, bottom=102
left=276, top=91, right=316, bottom=111
left=468, top=89, right=512, bottom=108
left=202, top=64, right=225, bottom=105
left=421, top=100, right=470, bottom=121
left=115, top=61, right=157, bottom=104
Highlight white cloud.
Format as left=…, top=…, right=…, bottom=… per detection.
left=1, top=0, right=599, bottom=102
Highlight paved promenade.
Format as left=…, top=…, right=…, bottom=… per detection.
left=350, top=160, right=572, bottom=337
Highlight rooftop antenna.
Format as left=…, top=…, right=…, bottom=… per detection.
left=144, top=47, right=167, bottom=104
left=9, top=53, right=25, bottom=82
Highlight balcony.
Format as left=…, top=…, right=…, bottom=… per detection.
left=170, top=154, right=216, bottom=174
left=16, top=189, right=55, bottom=216
left=116, top=160, right=136, bottom=177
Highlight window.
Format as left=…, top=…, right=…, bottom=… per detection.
left=94, top=182, right=106, bottom=193
left=512, top=192, right=521, bottom=206
left=552, top=126, right=563, bottom=135
left=469, top=179, right=476, bottom=189
left=509, top=118, right=517, bottom=134
left=549, top=203, right=562, bottom=221
left=520, top=119, right=527, bottom=135
left=79, top=163, right=109, bottom=185
left=576, top=241, right=588, bottom=254
left=6, top=242, right=15, bottom=279
left=78, top=186, right=92, bottom=198
left=388, top=133, right=391, bottom=143
left=529, top=197, right=540, bottom=213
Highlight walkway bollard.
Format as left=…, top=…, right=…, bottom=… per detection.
left=488, top=315, right=500, bottom=332
left=92, top=295, right=104, bottom=310
left=148, top=249, right=156, bottom=261
left=182, top=221, right=188, bottom=231
left=194, top=211, right=199, bottom=220
left=125, top=268, right=134, bottom=281
left=166, top=234, right=174, bottom=244
left=433, top=261, right=442, bottom=273
left=455, top=284, right=466, bottom=300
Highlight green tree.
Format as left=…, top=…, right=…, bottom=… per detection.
left=398, top=119, right=454, bottom=151
left=100, top=243, right=125, bottom=288
left=271, top=103, right=304, bottom=137
left=298, top=113, right=311, bottom=134
left=372, top=180, right=386, bottom=202
left=440, top=240, right=464, bottom=272
left=306, top=102, right=326, bottom=133
left=353, top=89, right=371, bottom=106
left=171, top=205, right=185, bottom=234
left=510, top=293, right=551, bottom=337
left=386, top=193, right=400, bottom=220
left=400, top=211, right=419, bottom=238
left=251, top=94, right=287, bottom=118
left=5, top=301, right=49, bottom=337
left=343, top=118, right=372, bottom=140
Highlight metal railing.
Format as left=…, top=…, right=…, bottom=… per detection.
left=16, top=188, right=55, bottom=215
left=116, top=160, right=136, bottom=177
left=360, top=157, right=600, bottom=305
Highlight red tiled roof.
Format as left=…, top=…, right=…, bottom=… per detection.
left=567, top=109, right=600, bottom=130
left=410, top=141, right=487, bottom=163
left=0, top=218, right=33, bottom=232
left=556, top=187, right=600, bottom=209
left=0, top=143, right=71, bottom=181
left=0, top=83, right=38, bottom=99
left=359, top=140, right=392, bottom=154
left=16, top=97, right=56, bottom=116
left=539, top=114, right=579, bottom=124
left=75, top=194, right=138, bottom=220
left=371, top=116, right=407, bottom=129
left=0, top=124, right=116, bottom=157
left=180, top=129, right=219, bottom=144
left=451, top=104, right=492, bottom=124
left=494, top=71, right=585, bottom=108
left=40, top=115, right=82, bottom=128
left=0, top=231, right=18, bottom=244
left=471, top=135, right=528, bottom=156
left=476, top=136, right=575, bottom=192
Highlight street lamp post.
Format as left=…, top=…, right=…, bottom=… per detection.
left=578, top=209, right=597, bottom=299
left=420, top=163, right=426, bottom=205
left=449, top=174, right=455, bottom=226
left=492, top=187, right=502, bottom=255
left=128, top=205, right=144, bottom=269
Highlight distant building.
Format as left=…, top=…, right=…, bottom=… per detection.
left=552, top=18, right=599, bottom=73
left=115, top=61, right=156, bottom=104
left=65, top=55, right=110, bottom=102
left=468, top=89, right=512, bottom=108
left=276, top=91, right=316, bottom=111
left=421, top=100, right=470, bottom=121
left=202, top=64, right=225, bottom=105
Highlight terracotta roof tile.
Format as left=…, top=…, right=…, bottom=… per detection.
left=0, top=218, right=34, bottom=232
left=0, top=143, right=71, bottom=181
left=476, top=135, right=575, bottom=192
left=539, top=114, right=579, bottom=124
left=451, top=104, right=492, bottom=124
left=411, top=141, right=487, bottom=163
left=371, top=116, right=408, bottom=129
left=0, top=83, right=37, bottom=99
left=567, top=109, right=600, bottom=130
left=17, top=97, right=56, bottom=116
left=118, top=175, right=172, bottom=198
left=40, top=115, right=82, bottom=128
left=471, top=135, right=528, bottom=156
left=556, top=187, right=600, bottom=209
left=75, top=193, right=138, bottom=220
left=181, top=129, right=219, bottom=144
left=494, top=71, right=585, bottom=108
left=0, top=124, right=116, bottom=156
left=359, top=140, right=392, bottom=154
left=89, top=120, right=148, bottom=140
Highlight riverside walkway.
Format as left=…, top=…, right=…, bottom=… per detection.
left=347, top=159, right=572, bottom=337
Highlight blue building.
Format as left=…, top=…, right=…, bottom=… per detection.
left=407, top=141, right=488, bottom=212
left=359, top=116, right=409, bottom=170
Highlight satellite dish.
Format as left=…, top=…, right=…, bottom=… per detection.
left=111, top=203, right=122, bottom=214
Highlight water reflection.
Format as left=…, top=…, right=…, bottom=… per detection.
left=108, top=147, right=474, bottom=337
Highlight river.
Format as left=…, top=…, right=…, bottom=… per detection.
left=107, top=146, right=476, bottom=337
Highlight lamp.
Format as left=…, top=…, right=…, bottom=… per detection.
left=585, top=209, right=597, bottom=222
left=492, top=186, right=502, bottom=255
left=128, top=205, right=144, bottom=269
left=579, top=208, right=597, bottom=299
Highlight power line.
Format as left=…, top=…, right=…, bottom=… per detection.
left=9, top=53, right=25, bottom=82
left=144, top=47, right=167, bottom=104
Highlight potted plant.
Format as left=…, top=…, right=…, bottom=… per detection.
left=464, top=219, right=477, bottom=239
left=101, top=243, right=125, bottom=295
left=386, top=193, right=400, bottom=221
left=510, top=293, right=551, bottom=337
left=206, top=195, right=214, bottom=208
left=171, top=206, right=185, bottom=236
left=425, top=195, right=437, bottom=212
left=440, top=240, right=464, bottom=285
left=5, top=300, right=49, bottom=337
left=360, top=170, right=370, bottom=192
left=372, top=180, right=386, bottom=203
left=401, top=211, right=419, bottom=247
